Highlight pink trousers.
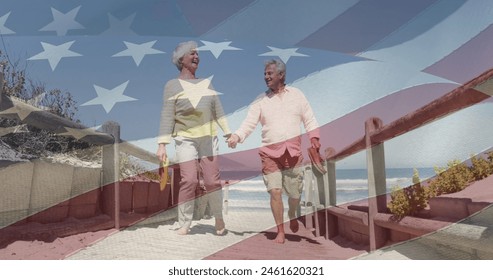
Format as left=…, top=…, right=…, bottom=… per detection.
left=174, top=135, right=223, bottom=229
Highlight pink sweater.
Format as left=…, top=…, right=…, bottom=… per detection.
left=235, top=86, right=320, bottom=158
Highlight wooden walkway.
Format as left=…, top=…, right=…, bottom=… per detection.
left=65, top=207, right=368, bottom=260
left=3, top=175, right=491, bottom=260
left=205, top=221, right=368, bottom=260
left=3, top=174, right=491, bottom=260
left=0, top=205, right=368, bottom=260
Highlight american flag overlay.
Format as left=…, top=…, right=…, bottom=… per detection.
left=1, top=0, right=493, bottom=261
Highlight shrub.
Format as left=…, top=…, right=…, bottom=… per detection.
left=1, top=50, right=83, bottom=157
left=388, top=168, right=427, bottom=219
left=388, top=183, right=427, bottom=219
left=426, top=160, right=473, bottom=198
left=2, top=50, right=155, bottom=182
left=470, top=154, right=492, bottom=181
left=388, top=154, right=493, bottom=219
left=388, top=186, right=410, bottom=219
left=487, top=151, right=493, bottom=165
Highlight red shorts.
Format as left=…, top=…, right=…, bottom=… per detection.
left=259, top=150, right=304, bottom=198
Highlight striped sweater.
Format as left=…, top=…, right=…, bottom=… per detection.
left=158, top=78, right=231, bottom=144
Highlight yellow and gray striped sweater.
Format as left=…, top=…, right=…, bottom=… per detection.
left=158, top=78, right=231, bottom=144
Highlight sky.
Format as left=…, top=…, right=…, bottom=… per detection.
left=1, top=0, right=493, bottom=169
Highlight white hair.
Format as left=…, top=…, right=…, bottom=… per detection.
left=264, top=59, right=286, bottom=82
left=172, top=41, right=198, bottom=71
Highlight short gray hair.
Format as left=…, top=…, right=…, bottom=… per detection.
left=264, top=59, right=286, bottom=80
left=172, top=41, right=198, bottom=71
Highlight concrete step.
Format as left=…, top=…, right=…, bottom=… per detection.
left=416, top=205, right=493, bottom=259
left=428, top=175, right=493, bottom=220
left=354, top=240, right=447, bottom=260
left=355, top=205, right=493, bottom=260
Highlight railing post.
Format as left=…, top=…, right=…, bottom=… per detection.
left=102, top=121, right=120, bottom=230
left=365, top=117, right=388, bottom=250
left=324, top=148, right=337, bottom=207
left=324, top=147, right=337, bottom=239
left=302, top=165, right=315, bottom=230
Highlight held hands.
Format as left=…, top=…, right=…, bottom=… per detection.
left=227, top=135, right=318, bottom=149
left=226, top=134, right=240, bottom=149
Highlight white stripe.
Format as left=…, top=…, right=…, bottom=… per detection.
left=360, top=0, right=493, bottom=70
left=385, top=103, right=493, bottom=168
left=292, top=60, right=456, bottom=125
left=202, top=0, right=360, bottom=45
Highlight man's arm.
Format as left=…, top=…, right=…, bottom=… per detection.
left=227, top=97, right=262, bottom=148
left=299, top=93, right=321, bottom=149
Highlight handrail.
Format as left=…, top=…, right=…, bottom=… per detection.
left=327, top=67, right=493, bottom=162
left=119, top=141, right=160, bottom=165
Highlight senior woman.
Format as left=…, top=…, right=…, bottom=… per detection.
left=157, top=41, right=231, bottom=235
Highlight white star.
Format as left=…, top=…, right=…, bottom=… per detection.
left=176, top=77, right=220, bottom=108
left=59, top=127, right=107, bottom=140
left=101, top=13, right=137, bottom=35
left=81, top=81, right=137, bottom=113
left=0, top=103, right=42, bottom=121
left=0, top=12, right=15, bottom=35
left=197, top=40, right=242, bottom=59
left=112, top=40, right=164, bottom=66
left=259, top=46, right=309, bottom=63
left=474, top=78, right=493, bottom=97
left=39, top=6, right=85, bottom=36
left=28, top=41, right=82, bottom=71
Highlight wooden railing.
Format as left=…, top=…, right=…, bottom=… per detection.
left=304, top=68, right=493, bottom=250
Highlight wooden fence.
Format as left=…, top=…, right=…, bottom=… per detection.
left=1, top=71, right=162, bottom=230
left=302, top=67, right=493, bottom=250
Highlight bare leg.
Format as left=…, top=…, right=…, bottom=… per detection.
left=269, top=189, right=285, bottom=244
left=215, top=217, right=226, bottom=235
left=288, top=197, right=300, bottom=233
left=176, top=227, right=190, bottom=235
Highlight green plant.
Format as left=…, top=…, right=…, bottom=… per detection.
left=486, top=151, right=493, bottom=168
left=470, top=154, right=492, bottom=181
left=387, top=182, right=427, bottom=219
left=426, top=160, right=473, bottom=198
left=388, top=185, right=410, bottom=219
left=388, top=155, right=492, bottom=219
left=388, top=167, right=427, bottom=219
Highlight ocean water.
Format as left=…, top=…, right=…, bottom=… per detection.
left=223, top=167, right=436, bottom=212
